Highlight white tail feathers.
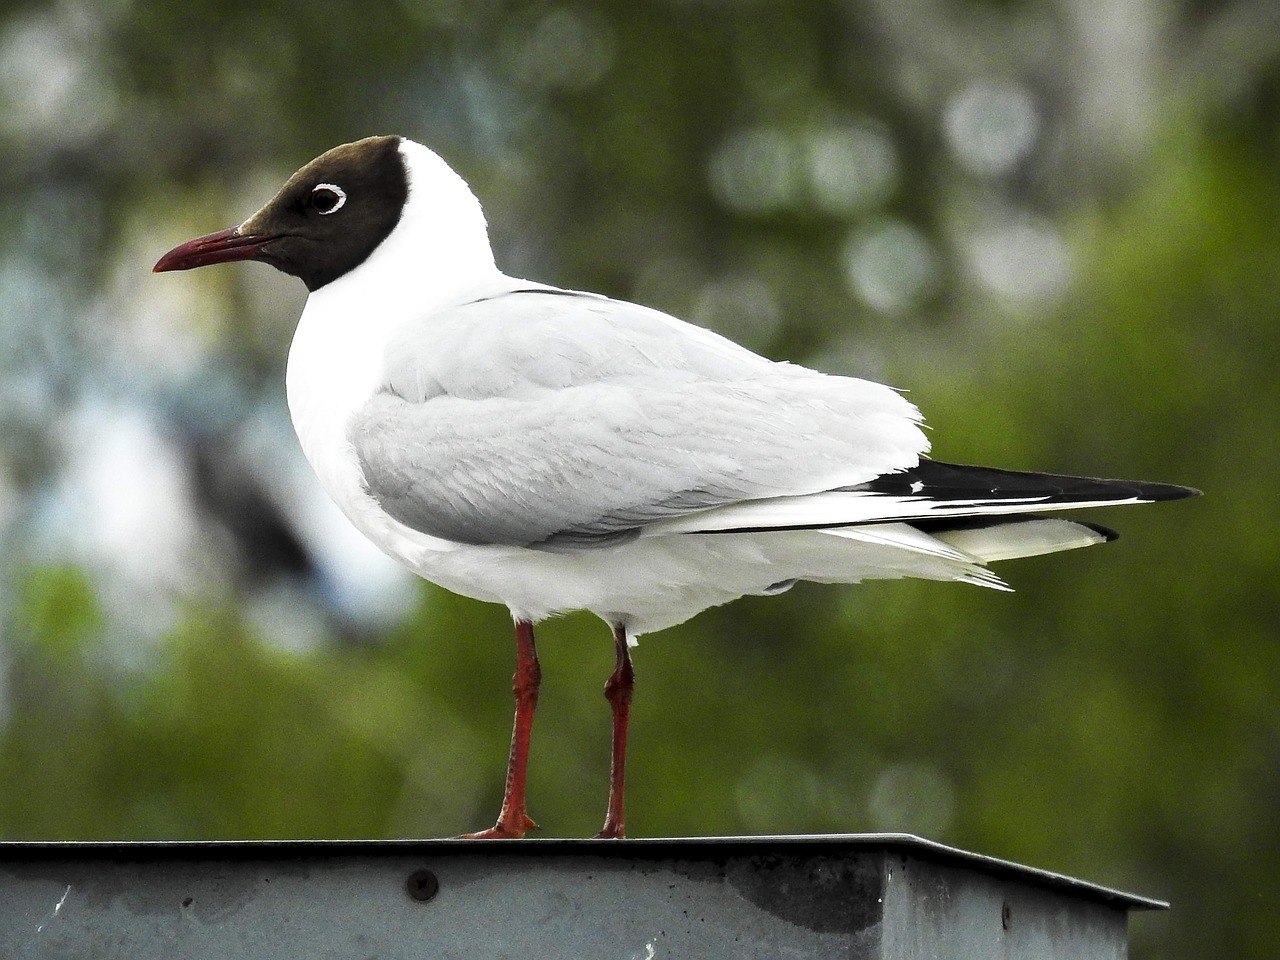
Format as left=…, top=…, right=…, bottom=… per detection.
left=928, top=518, right=1113, bottom=563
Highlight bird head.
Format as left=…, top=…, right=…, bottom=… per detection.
left=154, top=136, right=495, bottom=294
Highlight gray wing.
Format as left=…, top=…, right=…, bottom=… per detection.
left=351, top=288, right=928, bottom=548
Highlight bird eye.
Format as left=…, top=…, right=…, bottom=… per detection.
left=311, top=184, right=346, bottom=215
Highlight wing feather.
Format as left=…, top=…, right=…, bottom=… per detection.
left=639, top=460, right=1199, bottom=536
left=351, top=289, right=927, bottom=547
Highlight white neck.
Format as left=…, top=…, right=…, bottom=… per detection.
left=285, top=139, right=509, bottom=502
left=312, top=139, right=504, bottom=321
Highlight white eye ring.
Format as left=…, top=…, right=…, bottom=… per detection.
left=312, top=183, right=346, bottom=215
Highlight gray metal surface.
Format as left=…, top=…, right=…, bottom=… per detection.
left=0, top=834, right=1163, bottom=959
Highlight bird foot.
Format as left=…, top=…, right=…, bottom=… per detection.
left=459, top=812, right=537, bottom=840
left=593, top=822, right=626, bottom=840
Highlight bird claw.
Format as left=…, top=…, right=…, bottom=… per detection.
left=459, top=812, right=538, bottom=839
left=459, top=825, right=523, bottom=840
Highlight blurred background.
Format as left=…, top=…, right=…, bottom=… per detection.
left=0, top=0, right=1276, bottom=955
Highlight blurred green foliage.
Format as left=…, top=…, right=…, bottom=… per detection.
left=0, top=2, right=1278, bottom=958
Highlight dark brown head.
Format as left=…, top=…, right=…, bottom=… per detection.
left=155, top=136, right=410, bottom=291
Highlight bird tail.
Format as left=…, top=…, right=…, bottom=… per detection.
left=914, top=516, right=1116, bottom=563
left=803, top=516, right=1115, bottom=593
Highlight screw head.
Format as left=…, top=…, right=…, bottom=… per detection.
left=406, top=868, right=440, bottom=903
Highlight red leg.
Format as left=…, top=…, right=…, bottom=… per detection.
left=462, top=619, right=540, bottom=839
left=595, top=623, right=634, bottom=839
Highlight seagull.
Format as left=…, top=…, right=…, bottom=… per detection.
left=154, top=135, right=1197, bottom=839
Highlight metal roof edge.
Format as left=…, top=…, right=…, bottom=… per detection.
left=0, top=833, right=1167, bottom=910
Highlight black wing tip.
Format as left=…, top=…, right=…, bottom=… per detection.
left=1135, top=481, right=1201, bottom=502
left=867, top=459, right=1202, bottom=505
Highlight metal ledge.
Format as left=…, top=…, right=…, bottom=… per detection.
left=1, top=834, right=1165, bottom=959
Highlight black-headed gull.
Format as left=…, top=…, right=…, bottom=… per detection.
left=155, top=136, right=1197, bottom=839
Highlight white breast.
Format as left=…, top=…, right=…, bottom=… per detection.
left=287, top=302, right=378, bottom=499
left=284, top=270, right=552, bottom=604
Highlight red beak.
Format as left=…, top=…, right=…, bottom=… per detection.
left=153, top=228, right=276, bottom=273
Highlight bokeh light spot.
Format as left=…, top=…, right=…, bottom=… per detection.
left=707, top=127, right=801, bottom=214
left=843, top=220, right=940, bottom=313
left=944, top=82, right=1040, bottom=176
left=867, top=761, right=956, bottom=835
left=966, top=213, right=1073, bottom=301
left=501, top=7, right=615, bottom=92
left=804, top=123, right=898, bottom=215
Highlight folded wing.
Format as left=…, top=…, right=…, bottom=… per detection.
left=350, top=288, right=928, bottom=547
